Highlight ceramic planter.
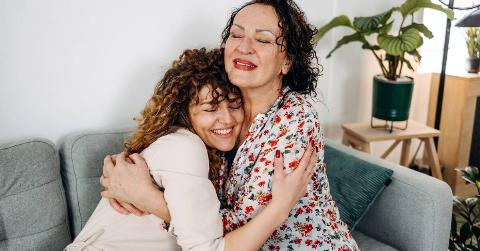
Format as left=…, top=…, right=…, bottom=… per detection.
left=372, top=75, right=414, bottom=122
left=466, top=57, right=480, bottom=73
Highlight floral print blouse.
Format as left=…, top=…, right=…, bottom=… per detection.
left=219, top=87, right=359, bottom=251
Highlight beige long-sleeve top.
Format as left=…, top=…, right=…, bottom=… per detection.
left=65, top=129, right=225, bottom=251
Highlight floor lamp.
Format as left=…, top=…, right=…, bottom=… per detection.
left=435, top=1, right=480, bottom=147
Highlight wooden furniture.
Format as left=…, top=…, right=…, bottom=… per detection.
left=428, top=72, right=480, bottom=196
left=341, top=120, right=443, bottom=180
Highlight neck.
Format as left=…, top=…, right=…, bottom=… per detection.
left=238, top=80, right=282, bottom=141
left=241, top=81, right=282, bottom=122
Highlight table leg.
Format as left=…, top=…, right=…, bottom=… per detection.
left=400, top=139, right=412, bottom=166
left=381, top=140, right=401, bottom=159
left=362, top=142, right=371, bottom=154
left=424, top=137, right=444, bottom=180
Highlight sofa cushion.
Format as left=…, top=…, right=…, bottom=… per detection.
left=325, top=143, right=393, bottom=230
left=59, top=129, right=132, bottom=237
left=0, top=139, right=71, bottom=250
left=352, top=230, right=398, bottom=251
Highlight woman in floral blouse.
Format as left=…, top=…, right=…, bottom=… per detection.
left=102, top=0, right=359, bottom=250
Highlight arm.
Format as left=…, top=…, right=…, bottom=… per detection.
left=223, top=147, right=316, bottom=251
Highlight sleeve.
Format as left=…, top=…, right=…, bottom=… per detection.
left=219, top=104, right=323, bottom=230
left=141, top=130, right=225, bottom=251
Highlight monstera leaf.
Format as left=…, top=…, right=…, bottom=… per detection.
left=378, top=28, right=423, bottom=56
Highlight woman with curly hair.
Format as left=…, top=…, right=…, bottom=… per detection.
left=66, top=48, right=315, bottom=251
left=102, top=0, right=359, bottom=250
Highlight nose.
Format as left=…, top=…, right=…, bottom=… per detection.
left=217, top=108, right=235, bottom=125
left=237, top=37, right=255, bottom=55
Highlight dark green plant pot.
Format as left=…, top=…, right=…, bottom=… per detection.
left=466, top=57, right=480, bottom=73
left=372, top=75, right=414, bottom=121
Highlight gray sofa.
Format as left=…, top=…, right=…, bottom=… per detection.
left=0, top=129, right=453, bottom=250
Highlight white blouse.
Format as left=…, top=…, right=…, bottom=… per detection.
left=65, top=129, right=225, bottom=251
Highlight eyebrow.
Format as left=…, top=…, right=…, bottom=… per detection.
left=232, top=24, right=277, bottom=36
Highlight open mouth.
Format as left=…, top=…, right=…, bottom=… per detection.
left=211, top=128, right=233, bottom=135
left=233, top=58, right=257, bottom=71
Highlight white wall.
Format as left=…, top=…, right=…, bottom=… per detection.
left=0, top=0, right=438, bottom=165
left=0, top=0, right=335, bottom=144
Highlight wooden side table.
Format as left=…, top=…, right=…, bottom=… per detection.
left=341, top=120, right=443, bottom=180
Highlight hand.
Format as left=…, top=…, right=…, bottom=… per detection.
left=270, top=144, right=317, bottom=216
left=100, top=153, right=156, bottom=215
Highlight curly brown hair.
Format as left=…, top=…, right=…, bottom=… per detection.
left=124, top=48, right=242, bottom=190
left=221, top=0, right=321, bottom=96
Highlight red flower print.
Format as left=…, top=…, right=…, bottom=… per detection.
left=289, top=160, right=299, bottom=169
left=253, top=167, right=260, bottom=173
left=269, top=138, right=279, bottom=147
left=245, top=205, right=254, bottom=214
left=301, top=224, right=313, bottom=237
left=298, top=120, right=305, bottom=128
left=295, top=207, right=304, bottom=217
left=275, top=115, right=281, bottom=124
left=248, top=154, right=254, bottom=161
left=293, top=238, right=302, bottom=245
left=258, top=181, right=265, bottom=187
left=305, top=239, right=312, bottom=246
left=286, top=113, right=292, bottom=119
left=257, top=193, right=272, bottom=205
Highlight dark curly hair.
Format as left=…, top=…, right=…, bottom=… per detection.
left=124, top=48, right=241, bottom=191
left=221, top=0, right=320, bottom=96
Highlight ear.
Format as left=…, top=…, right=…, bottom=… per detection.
left=281, top=58, right=292, bottom=75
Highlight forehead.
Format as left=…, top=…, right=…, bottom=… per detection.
left=234, top=4, right=280, bottom=32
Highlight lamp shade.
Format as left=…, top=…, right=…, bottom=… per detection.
left=456, top=8, right=480, bottom=27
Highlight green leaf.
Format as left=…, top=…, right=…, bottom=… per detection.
left=380, top=21, right=394, bottom=35
left=353, top=11, right=392, bottom=34
left=326, top=32, right=365, bottom=58
left=401, top=23, right=433, bottom=39
left=313, top=15, right=354, bottom=44
left=399, top=57, right=414, bottom=71
left=398, top=0, right=454, bottom=19
left=407, top=49, right=422, bottom=62
left=378, top=28, right=422, bottom=56
left=362, top=44, right=381, bottom=50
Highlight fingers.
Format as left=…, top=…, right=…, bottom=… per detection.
left=100, top=175, right=109, bottom=189
left=297, top=144, right=314, bottom=172
left=109, top=198, right=130, bottom=215
left=273, top=149, right=285, bottom=178
left=119, top=201, right=146, bottom=216
left=129, top=153, right=145, bottom=165
left=114, top=152, right=128, bottom=165
left=103, top=155, right=115, bottom=177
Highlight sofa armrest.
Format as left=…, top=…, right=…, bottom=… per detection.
left=326, top=139, right=453, bottom=251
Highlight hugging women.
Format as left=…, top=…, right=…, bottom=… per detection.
left=68, top=0, right=359, bottom=250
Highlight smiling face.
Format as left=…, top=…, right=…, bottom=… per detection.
left=224, top=3, right=291, bottom=91
left=188, top=85, right=244, bottom=152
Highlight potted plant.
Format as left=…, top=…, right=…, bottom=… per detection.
left=464, top=27, right=480, bottom=73
left=450, top=166, right=480, bottom=251
left=313, top=0, right=454, bottom=131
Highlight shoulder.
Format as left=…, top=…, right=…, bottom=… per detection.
left=277, top=91, right=320, bottom=125
left=141, top=129, right=209, bottom=177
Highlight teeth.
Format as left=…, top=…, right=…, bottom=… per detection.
left=235, top=61, right=254, bottom=67
left=212, top=128, right=233, bottom=135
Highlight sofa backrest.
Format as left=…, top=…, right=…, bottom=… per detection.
left=0, top=139, right=71, bottom=251
left=59, top=129, right=132, bottom=238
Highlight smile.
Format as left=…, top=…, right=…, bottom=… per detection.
left=211, top=128, right=233, bottom=135
left=233, top=58, right=257, bottom=71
